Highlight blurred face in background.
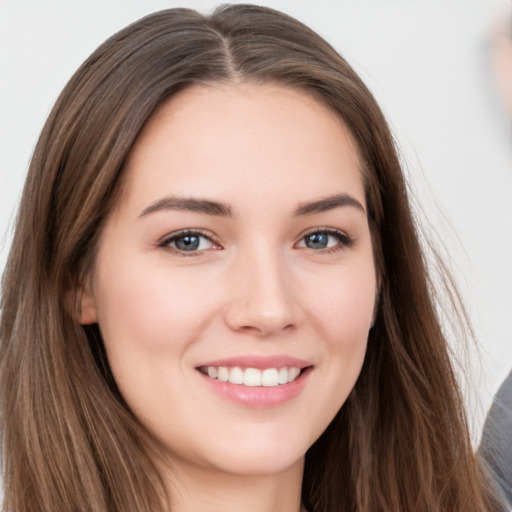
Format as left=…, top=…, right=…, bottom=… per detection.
left=79, top=83, right=377, bottom=479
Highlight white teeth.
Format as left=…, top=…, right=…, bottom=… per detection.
left=244, top=368, right=262, bottom=386
left=217, top=367, right=229, bottom=382
left=203, top=366, right=303, bottom=387
left=229, top=367, right=244, bottom=385
left=262, top=368, right=279, bottom=387
left=288, top=367, right=300, bottom=382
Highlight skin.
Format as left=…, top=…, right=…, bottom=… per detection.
left=489, top=19, right=512, bottom=119
left=79, top=83, right=378, bottom=512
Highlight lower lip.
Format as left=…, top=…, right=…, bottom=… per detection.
left=197, top=367, right=312, bottom=408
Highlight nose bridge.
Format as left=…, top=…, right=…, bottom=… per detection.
left=224, top=239, right=297, bottom=335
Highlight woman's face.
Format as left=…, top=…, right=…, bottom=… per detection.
left=80, top=84, right=377, bottom=477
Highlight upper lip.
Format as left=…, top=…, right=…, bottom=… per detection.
left=196, top=354, right=313, bottom=370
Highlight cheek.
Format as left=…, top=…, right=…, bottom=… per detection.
left=324, top=293, right=372, bottom=369
left=304, top=265, right=376, bottom=346
left=307, top=264, right=375, bottom=388
left=92, top=255, right=220, bottom=358
left=288, top=265, right=376, bottom=441
left=90, top=256, right=224, bottom=424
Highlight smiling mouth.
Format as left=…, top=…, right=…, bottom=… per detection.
left=198, top=366, right=309, bottom=387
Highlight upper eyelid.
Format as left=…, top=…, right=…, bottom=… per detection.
left=297, top=226, right=350, bottom=240
left=300, top=226, right=345, bottom=235
left=157, top=226, right=352, bottom=249
left=295, top=227, right=355, bottom=249
left=158, top=229, right=220, bottom=247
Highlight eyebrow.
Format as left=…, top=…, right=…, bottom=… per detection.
left=139, top=192, right=365, bottom=219
left=139, top=196, right=233, bottom=218
left=293, top=193, right=366, bottom=216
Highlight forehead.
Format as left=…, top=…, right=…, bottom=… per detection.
left=120, top=83, right=365, bottom=214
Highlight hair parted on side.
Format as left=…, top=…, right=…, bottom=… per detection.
left=0, top=4, right=503, bottom=512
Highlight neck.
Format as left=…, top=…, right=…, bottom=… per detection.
left=162, top=456, right=305, bottom=512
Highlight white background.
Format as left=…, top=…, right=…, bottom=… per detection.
left=0, top=0, right=511, bottom=440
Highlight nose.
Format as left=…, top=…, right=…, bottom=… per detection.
left=223, top=246, right=299, bottom=337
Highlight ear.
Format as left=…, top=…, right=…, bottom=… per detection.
left=70, top=277, right=98, bottom=325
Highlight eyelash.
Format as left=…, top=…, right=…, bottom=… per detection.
left=158, top=229, right=220, bottom=257
left=158, top=228, right=354, bottom=256
left=296, top=228, right=355, bottom=254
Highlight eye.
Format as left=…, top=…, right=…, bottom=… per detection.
left=296, top=229, right=354, bottom=252
left=158, top=230, right=220, bottom=254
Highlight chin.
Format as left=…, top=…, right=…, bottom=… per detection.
left=209, top=449, right=306, bottom=477
left=201, top=427, right=312, bottom=476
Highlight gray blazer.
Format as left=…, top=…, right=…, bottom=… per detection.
left=480, top=371, right=512, bottom=510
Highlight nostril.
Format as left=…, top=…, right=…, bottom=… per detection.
left=239, top=325, right=264, bottom=334
left=239, top=322, right=296, bottom=336
left=223, top=291, right=298, bottom=336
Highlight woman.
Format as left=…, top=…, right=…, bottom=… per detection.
left=0, top=5, right=504, bottom=511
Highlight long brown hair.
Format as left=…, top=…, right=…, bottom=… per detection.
left=0, top=5, right=502, bottom=511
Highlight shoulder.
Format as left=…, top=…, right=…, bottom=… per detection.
left=480, top=371, right=512, bottom=509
